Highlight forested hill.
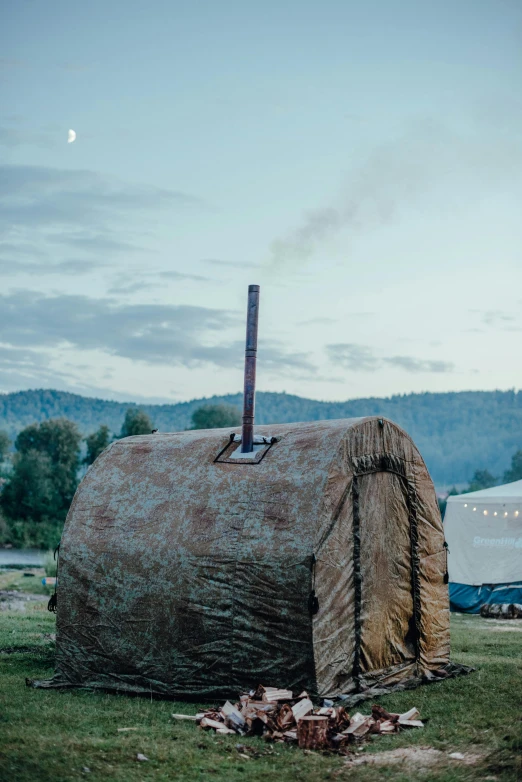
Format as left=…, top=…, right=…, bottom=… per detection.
left=1, top=388, right=521, bottom=486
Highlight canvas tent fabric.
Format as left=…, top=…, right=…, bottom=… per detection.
left=445, top=480, right=522, bottom=613
left=33, top=417, right=458, bottom=700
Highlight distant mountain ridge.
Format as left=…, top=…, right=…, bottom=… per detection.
left=1, top=388, right=521, bottom=486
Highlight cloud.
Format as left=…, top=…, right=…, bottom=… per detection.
left=0, top=258, right=104, bottom=276
left=106, top=269, right=212, bottom=294
left=270, top=120, right=522, bottom=265
left=0, top=291, right=315, bottom=376
left=0, top=164, right=205, bottom=275
left=481, top=310, right=516, bottom=327
left=328, top=343, right=379, bottom=371
left=384, top=356, right=454, bottom=373
left=0, top=291, right=231, bottom=365
left=0, top=164, right=202, bottom=224
left=470, top=309, right=522, bottom=332
left=0, top=126, right=52, bottom=148
left=0, top=346, right=76, bottom=391
left=253, top=341, right=316, bottom=375
left=47, top=233, right=148, bottom=254
left=328, top=343, right=453, bottom=373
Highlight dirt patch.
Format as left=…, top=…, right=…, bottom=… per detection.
left=345, top=746, right=483, bottom=769
left=0, top=590, right=48, bottom=611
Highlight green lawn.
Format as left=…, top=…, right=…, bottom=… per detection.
left=1, top=568, right=521, bottom=782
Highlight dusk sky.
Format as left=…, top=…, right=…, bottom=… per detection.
left=1, top=0, right=521, bottom=403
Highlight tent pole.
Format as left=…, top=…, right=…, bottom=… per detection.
left=241, top=285, right=260, bottom=453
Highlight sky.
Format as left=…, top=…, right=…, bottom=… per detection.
left=1, top=0, right=521, bottom=404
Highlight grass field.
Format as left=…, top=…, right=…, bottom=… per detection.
left=1, top=567, right=521, bottom=782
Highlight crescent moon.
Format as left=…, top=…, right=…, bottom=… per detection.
left=67, top=129, right=76, bottom=144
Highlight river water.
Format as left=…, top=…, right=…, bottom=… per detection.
left=0, top=549, right=45, bottom=567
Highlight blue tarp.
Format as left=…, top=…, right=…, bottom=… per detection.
left=450, top=582, right=522, bottom=613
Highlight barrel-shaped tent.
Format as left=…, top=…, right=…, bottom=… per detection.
left=445, top=480, right=522, bottom=613
left=34, top=416, right=456, bottom=700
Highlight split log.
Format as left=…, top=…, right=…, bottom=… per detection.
left=262, top=688, right=293, bottom=702
left=371, top=704, right=399, bottom=723
left=342, top=716, right=374, bottom=737
left=399, top=708, right=417, bottom=721
left=277, top=703, right=296, bottom=730
left=200, top=717, right=226, bottom=730
left=242, top=702, right=275, bottom=716
left=335, top=707, right=351, bottom=730
left=297, top=716, right=329, bottom=749
left=379, top=720, right=399, bottom=733
left=291, top=697, right=313, bottom=722
left=316, top=706, right=333, bottom=716
left=221, top=700, right=245, bottom=731
left=398, top=719, right=424, bottom=728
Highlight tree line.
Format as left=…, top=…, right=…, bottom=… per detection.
left=1, top=400, right=520, bottom=546
left=438, top=451, right=522, bottom=517
left=0, top=403, right=240, bottom=549
left=2, top=388, right=522, bottom=484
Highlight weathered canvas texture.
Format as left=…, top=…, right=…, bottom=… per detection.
left=33, top=417, right=451, bottom=699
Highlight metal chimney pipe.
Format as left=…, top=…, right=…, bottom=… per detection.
left=241, top=284, right=260, bottom=453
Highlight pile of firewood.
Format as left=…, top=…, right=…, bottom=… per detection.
left=172, top=685, right=423, bottom=751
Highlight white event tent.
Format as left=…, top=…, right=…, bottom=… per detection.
left=444, top=479, right=522, bottom=612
